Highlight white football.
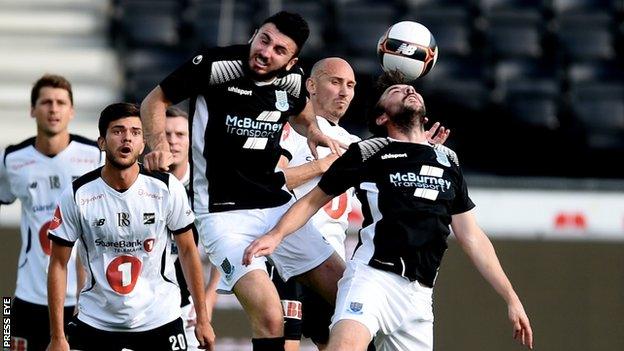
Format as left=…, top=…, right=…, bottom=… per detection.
left=377, top=21, right=438, bottom=80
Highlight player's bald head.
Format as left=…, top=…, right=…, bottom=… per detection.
left=310, top=57, right=354, bottom=81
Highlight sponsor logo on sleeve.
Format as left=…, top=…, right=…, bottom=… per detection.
left=49, top=207, right=63, bottom=230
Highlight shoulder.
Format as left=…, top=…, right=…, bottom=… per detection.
left=273, top=66, right=305, bottom=98
left=207, top=45, right=248, bottom=86
left=69, top=134, right=98, bottom=148
left=3, top=137, right=36, bottom=164
left=432, top=144, right=460, bottom=167
left=138, top=165, right=170, bottom=188
left=356, top=137, right=392, bottom=162
left=72, top=167, right=103, bottom=196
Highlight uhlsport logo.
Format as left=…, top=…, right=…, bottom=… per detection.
left=228, top=86, right=252, bottom=96
left=381, top=153, right=408, bottom=160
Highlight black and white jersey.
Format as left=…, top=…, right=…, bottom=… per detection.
left=0, top=135, right=102, bottom=306
left=318, top=138, right=475, bottom=287
left=48, top=166, right=195, bottom=331
left=160, top=45, right=308, bottom=213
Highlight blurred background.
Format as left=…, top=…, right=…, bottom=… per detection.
left=1, top=0, right=623, bottom=350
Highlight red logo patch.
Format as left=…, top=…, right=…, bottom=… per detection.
left=49, top=206, right=63, bottom=230
left=143, top=238, right=155, bottom=252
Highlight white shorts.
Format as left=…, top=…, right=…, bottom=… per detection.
left=197, top=200, right=335, bottom=293
left=331, top=261, right=434, bottom=351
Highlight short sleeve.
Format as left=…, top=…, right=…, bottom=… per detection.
left=166, top=175, right=195, bottom=234
left=159, top=49, right=214, bottom=104
left=318, top=143, right=363, bottom=196
left=0, top=150, right=16, bottom=205
left=449, top=167, right=475, bottom=215
left=279, top=123, right=305, bottom=162
left=47, top=187, right=81, bottom=246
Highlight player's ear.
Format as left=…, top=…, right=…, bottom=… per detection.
left=285, top=57, right=298, bottom=71
left=97, top=136, right=106, bottom=151
left=306, top=77, right=315, bottom=95
left=248, top=29, right=258, bottom=43
left=376, top=114, right=389, bottom=127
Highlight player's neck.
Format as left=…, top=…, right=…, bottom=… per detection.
left=315, top=109, right=341, bottom=126
left=170, top=161, right=188, bottom=181
left=387, top=126, right=427, bottom=144
left=34, top=131, right=71, bottom=157
left=101, top=163, right=140, bottom=191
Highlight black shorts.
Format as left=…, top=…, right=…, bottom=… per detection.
left=268, top=263, right=333, bottom=345
left=67, top=317, right=187, bottom=351
left=11, top=297, right=74, bottom=351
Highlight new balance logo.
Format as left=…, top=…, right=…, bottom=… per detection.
left=396, top=43, right=417, bottom=56
left=92, top=218, right=106, bottom=227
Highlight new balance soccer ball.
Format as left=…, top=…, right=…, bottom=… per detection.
left=377, top=21, right=438, bottom=80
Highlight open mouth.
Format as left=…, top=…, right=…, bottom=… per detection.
left=254, top=56, right=268, bottom=69
left=120, top=146, right=132, bottom=155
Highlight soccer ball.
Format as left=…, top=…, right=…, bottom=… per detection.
left=377, top=21, right=438, bottom=80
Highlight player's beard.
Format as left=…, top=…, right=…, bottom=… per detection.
left=389, top=104, right=426, bottom=135
left=245, top=59, right=291, bottom=81
left=106, top=151, right=138, bottom=170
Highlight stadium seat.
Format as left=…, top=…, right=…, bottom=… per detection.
left=280, top=1, right=327, bottom=56
left=335, top=2, right=396, bottom=57
left=569, top=82, right=624, bottom=149
left=551, top=0, right=619, bottom=15
left=485, top=10, right=544, bottom=60
left=493, top=58, right=560, bottom=101
left=504, top=79, right=560, bottom=130
left=189, top=1, right=254, bottom=47
left=566, top=60, right=624, bottom=85
left=556, top=13, right=615, bottom=62
left=405, top=7, right=472, bottom=57
left=117, top=0, right=181, bottom=48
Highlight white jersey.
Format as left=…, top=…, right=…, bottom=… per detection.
left=280, top=117, right=360, bottom=259
left=48, top=166, right=195, bottom=332
left=0, top=135, right=102, bottom=306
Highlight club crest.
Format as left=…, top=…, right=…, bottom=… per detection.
left=348, top=301, right=364, bottom=314
left=435, top=148, right=451, bottom=167
left=221, top=258, right=235, bottom=280
left=275, top=90, right=289, bottom=112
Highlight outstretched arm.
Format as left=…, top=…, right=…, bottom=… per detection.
left=278, top=154, right=339, bottom=191
left=243, top=186, right=333, bottom=265
left=47, top=242, right=73, bottom=351
left=451, top=210, right=533, bottom=349
left=141, top=86, right=173, bottom=171
left=176, top=230, right=216, bottom=350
